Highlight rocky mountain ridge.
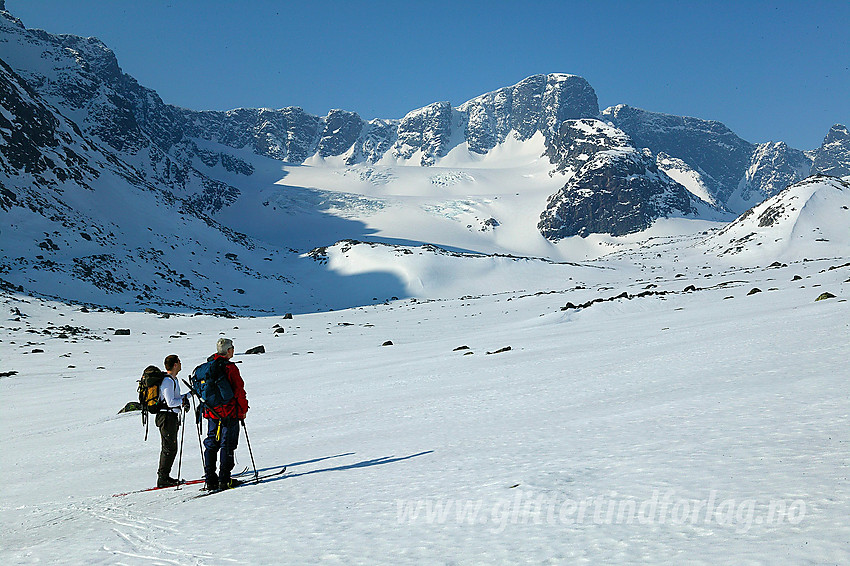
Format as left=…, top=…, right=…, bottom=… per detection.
left=177, top=72, right=600, bottom=168
left=1, top=5, right=848, bottom=316
left=600, top=104, right=846, bottom=213
left=3, top=7, right=847, bottom=216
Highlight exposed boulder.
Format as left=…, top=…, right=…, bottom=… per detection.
left=118, top=401, right=141, bottom=414
left=486, top=346, right=512, bottom=355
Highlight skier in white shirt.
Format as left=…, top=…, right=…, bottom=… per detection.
left=156, top=354, right=190, bottom=487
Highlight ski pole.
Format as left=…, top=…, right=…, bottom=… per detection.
left=191, top=395, right=204, bottom=465
left=176, top=407, right=186, bottom=489
left=240, top=419, right=259, bottom=483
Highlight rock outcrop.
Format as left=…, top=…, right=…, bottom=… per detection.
left=539, top=119, right=697, bottom=239
left=734, top=141, right=811, bottom=208
left=811, top=124, right=850, bottom=178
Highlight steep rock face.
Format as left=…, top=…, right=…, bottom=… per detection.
left=0, top=59, right=102, bottom=199
left=601, top=104, right=754, bottom=211
left=180, top=106, right=322, bottom=163
left=543, top=118, right=633, bottom=177
left=0, top=55, right=291, bottom=313
left=0, top=11, right=607, bottom=173
left=539, top=118, right=700, bottom=239
left=344, top=119, right=397, bottom=165
left=736, top=142, right=811, bottom=206
left=460, top=74, right=599, bottom=154
left=392, top=101, right=454, bottom=165
left=176, top=75, right=598, bottom=166
left=1, top=13, right=166, bottom=154
left=0, top=57, right=249, bottom=247
left=0, top=11, right=195, bottom=158
left=0, top=59, right=62, bottom=176
left=539, top=141, right=696, bottom=239
left=318, top=109, right=363, bottom=157
left=811, top=124, right=850, bottom=177
left=179, top=74, right=598, bottom=167
left=0, top=11, right=249, bottom=212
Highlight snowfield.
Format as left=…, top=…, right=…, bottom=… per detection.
left=2, top=231, right=848, bottom=564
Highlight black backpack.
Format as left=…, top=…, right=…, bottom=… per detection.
left=138, top=365, right=168, bottom=439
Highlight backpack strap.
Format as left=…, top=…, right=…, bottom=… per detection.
left=142, top=404, right=150, bottom=441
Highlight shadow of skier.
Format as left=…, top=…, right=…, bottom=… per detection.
left=249, top=452, right=356, bottom=475
left=254, top=451, right=435, bottom=485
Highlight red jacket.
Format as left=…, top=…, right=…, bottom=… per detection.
left=203, top=354, right=249, bottom=419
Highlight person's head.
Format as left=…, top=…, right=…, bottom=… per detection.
left=164, top=354, right=181, bottom=374
left=217, top=338, right=235, bottom=359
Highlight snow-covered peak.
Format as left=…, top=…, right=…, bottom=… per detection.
left=1, top=6, right=848, bottom=314
left=457, top=73, right=599, bottom=153
left=703, top=175, right=850, bottom=260
left=812, top=124, right=850, bottom=178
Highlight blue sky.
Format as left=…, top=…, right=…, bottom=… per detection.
left=6, top=0, right=848, bottom=149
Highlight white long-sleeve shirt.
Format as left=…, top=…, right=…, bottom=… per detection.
left=159, top=374, right=187, bottom=414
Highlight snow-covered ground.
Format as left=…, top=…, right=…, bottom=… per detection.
left=2, top=232, right=848, bottom=564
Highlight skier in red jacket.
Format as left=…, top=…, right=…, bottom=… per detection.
left=202, top=338, right=249, bottom=490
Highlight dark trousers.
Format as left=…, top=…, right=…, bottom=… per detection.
left=155, top=411, right=179, bottom=480
left=203, top=417, right=240, bottom=484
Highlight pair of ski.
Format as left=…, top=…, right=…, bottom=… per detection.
left=112, top=466, right=250, bottom=497
left=190, top=466, right=288, bottom=499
